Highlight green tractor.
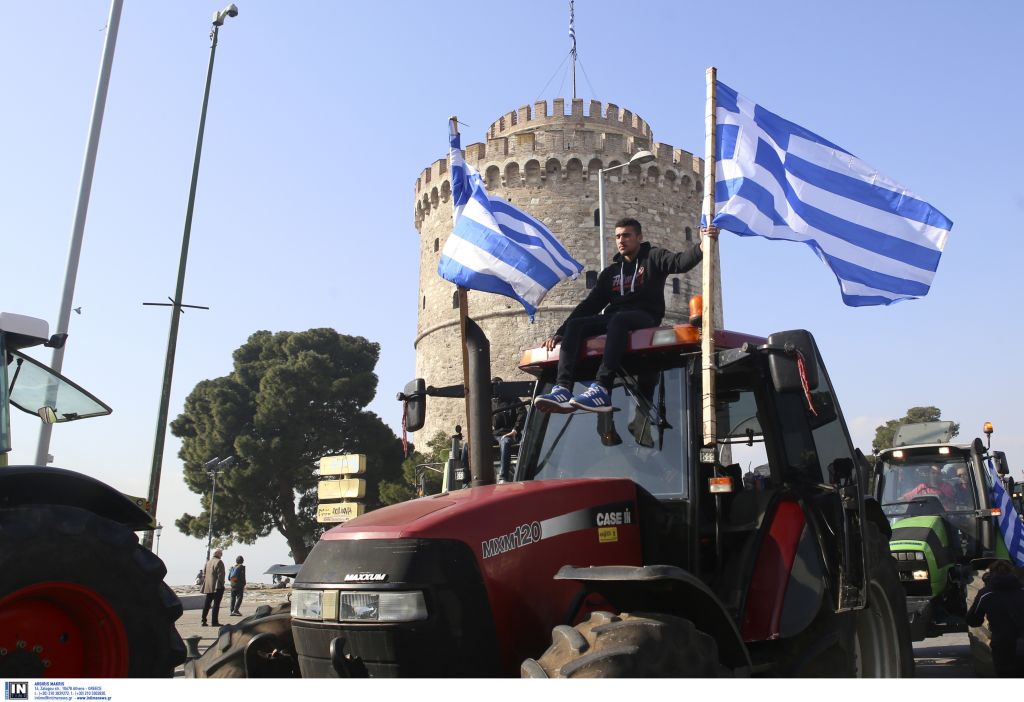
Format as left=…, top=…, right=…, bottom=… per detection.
left=0, top=312, right=185, bottom=676
left=874, top=421, right=1011, bottom=648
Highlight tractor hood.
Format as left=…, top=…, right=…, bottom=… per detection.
left=319, top=478, right=644, bottom=556
left=889, top=514, right=955, bottom=598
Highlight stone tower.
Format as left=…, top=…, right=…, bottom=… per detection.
left=413, top=98, right=723, bottom=444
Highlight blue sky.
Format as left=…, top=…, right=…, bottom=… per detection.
left=2, top=0, right=1022, bottom=586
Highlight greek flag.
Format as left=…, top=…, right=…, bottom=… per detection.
left=987, top=459, right=1024, bottom=567
left=569, top=1, right=576, bottom=57
left=713, top=81, right=953, bottom=306
left=438, top=120, right=582, bottom=320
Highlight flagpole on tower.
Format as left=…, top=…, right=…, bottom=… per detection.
left=701, top=67, right=719, bottom=449
left=569, top=1, right=577, bottom=99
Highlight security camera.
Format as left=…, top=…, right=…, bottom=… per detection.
left=225, top=4, right=238, bottom=17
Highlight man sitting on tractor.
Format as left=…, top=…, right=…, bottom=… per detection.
left=900, top=464, right=956, bottom=510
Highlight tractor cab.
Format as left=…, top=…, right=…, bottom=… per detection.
left=874, top=428, right=1006, bottom=642
left=0, top=313, right=111, bottom=462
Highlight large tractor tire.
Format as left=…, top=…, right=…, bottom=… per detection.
left=772, top=520, right=913, bottom=677
left=964, top=568, right=995, bottom=677
left=852, top=521, right=915, bottom=677
left=184, top=603, right=299, bottom=678
left=521, top=611, right=731, bottom=678
left=0, top=504, right=186, bottom=677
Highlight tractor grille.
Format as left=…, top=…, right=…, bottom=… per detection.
left=291, top=538, right=498, bottom=677
left=892, top=550, right=931, bottom=597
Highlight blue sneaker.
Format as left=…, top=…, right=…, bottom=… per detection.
left=570, top=383, right=612, bottom=413
left=534, top=385, right=574, bottom=413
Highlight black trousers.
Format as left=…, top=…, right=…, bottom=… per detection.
left=202, top=588, right=225, bottom=624
left=557, top=310, right=656, bottom=390
left=229, top=588, right=244, bottom=614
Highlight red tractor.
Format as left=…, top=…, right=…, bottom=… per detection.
left=221, top=321, right=913, bottom=677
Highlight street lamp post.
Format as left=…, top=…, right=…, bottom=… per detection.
left=204, top=455, right=235, bottom=561
left=597, top=150, right=656, bottom=269
left=143, top=4, right=238, bottom=551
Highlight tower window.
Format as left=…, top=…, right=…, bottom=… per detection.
left=586, top=271, right=598, bottom=289
left=685, top=227, right=693, bottom=242
left=452, top=291, right=460, bottom=309
left=434, top=238, right=439, bottom=252
left=593, top=209, right=600, bottom=227
left=422, top=296, right=426, bottom=309
left=672, top=278, right=680, bottom=295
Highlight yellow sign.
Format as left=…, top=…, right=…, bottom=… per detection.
left=598, top=527, right=618, bottom=543
left=122, top=493, right=157, bottom=527
left=317, top=502, right=365, bottom=523
left=319, top=454, right=366, bottom=476
left=317, top=478, right=366, bottom=500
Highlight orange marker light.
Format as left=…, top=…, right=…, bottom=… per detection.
left=689, top=295, right=703, bottom=327
left=709, top=476, right=733, bottom=494
left=984, top=421, right=994, bottom=436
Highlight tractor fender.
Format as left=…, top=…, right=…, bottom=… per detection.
left=554, top=564, right=751, bottom=670
left=0, top=465, right=152, bottom=529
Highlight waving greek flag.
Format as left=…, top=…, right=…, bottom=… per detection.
left=439, top=119, right=582, bottom=319
left=987, top=459, right=1024, bottom=567
left=713, top=81, right=952, bottom=306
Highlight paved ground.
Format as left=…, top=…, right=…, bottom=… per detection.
left=173, top=585, right=292, bottom=677
left=914, top=632, right=978, bottom=677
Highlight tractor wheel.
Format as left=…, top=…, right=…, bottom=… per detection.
left=521, top=611, right=731, bottom=678
left=964, top=568, right=995, bottom=676
left=780, top=520, right=913, bottom=677
left=184, top=603, right=299, bottom=678
left=0, top=505, right=186, bottom=677
left=851, top=521, right=915, bottom=677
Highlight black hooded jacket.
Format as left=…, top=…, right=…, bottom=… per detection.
left=555, top=241, right=702, bottom=336
left=966, top=572, right=1024, bottom=644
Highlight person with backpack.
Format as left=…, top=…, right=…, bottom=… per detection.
left=228, top=555, right=247, bottom=616
left=966, top=559, right=1024, bottom=676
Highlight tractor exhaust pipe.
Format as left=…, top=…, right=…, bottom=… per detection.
left=465, top=318, right=494, bottom=487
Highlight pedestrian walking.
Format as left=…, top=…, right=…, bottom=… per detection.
left=200, top=548, right=226, bottom=627
left=228, top=555, right=247, bottom=616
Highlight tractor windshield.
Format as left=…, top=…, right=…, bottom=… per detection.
left=879, top=450, right=984, bottom=558
left=520, top=367, right=691, bottom=498
left=879, top=454, right=977, bottom=517
left=6, top=350, right=111, bottom=423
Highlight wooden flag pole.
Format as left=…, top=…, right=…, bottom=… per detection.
left=701, top=68, right=718, bottom=449
left=451, top=116, right=474, bottom=466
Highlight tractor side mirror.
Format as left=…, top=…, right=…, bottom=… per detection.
left=766, top=330, right=819, bottom=394
left=37, top=406, right=57, bottom=425
left=398, top=379, right=426, bottom=432
left=993, top=450, right=1010, bottom=476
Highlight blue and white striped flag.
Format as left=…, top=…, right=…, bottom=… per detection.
left=438, top=120, right=582, bottom=320
left=713, top=81, right=953, bottom=307
left=987, top=458, right=1024, bottom=567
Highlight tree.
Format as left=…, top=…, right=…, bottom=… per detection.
left=871, top=406, right=960, bottom=455
left=378, top=430, right=451, bottom=505
left=171, top=328, right=404, bottom=564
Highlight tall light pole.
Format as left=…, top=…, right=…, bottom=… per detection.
left=36, top=0, right=124, bottom=466
left=143, top=4, right=239, bottom=551
left=597, top=150, right=656, bottom=269
left=204, top=455, right=235, bottom=561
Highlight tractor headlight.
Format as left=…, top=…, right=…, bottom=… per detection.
left=339, top=591, right=428, bottom=622
left=291, top=589, right=323, bottom=620
left=912, top=570, right=929, bottom=581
